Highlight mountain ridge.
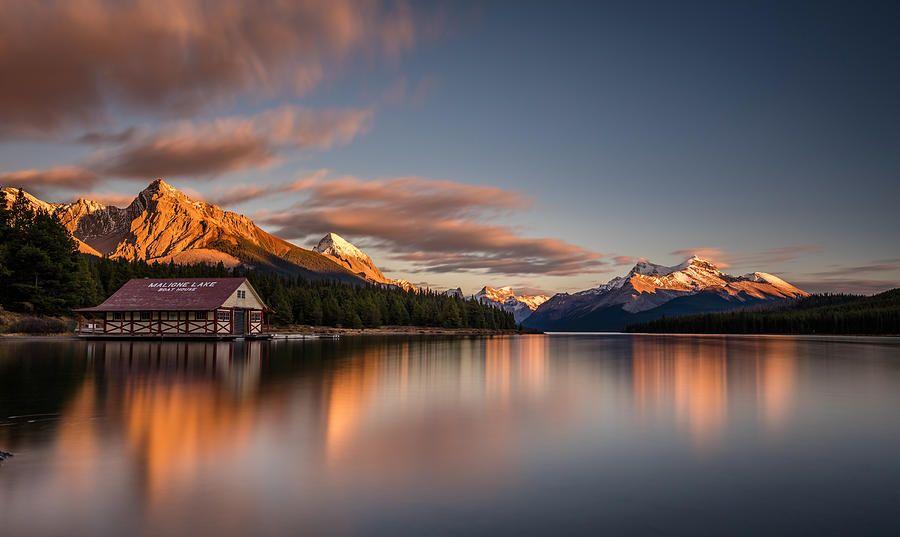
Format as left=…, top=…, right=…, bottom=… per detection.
left=524, top=256, right=807, bottom=331
left=1, top=180, right=362, bottom=282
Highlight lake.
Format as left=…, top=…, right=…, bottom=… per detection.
left=1, top=335, right=899, bottom=536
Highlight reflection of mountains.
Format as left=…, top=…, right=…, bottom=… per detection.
left=37, top=338, right=565, bottom=502
left=630, top=336, right=798, bottom=448
left=1, top=335, right=802, bottom=522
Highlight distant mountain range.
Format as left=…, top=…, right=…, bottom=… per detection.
left=2, top=180, right=810, bottom=330
left=523, top=256, right=808, bottom=331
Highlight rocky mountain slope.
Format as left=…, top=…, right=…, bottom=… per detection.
left=1, top=180, right=362, bottom=282
left=524, top=256, right=808, bottom=331
left=312, top=232, right=418, bottom=291
left=314, top=232, right=387, bottom=282
left=475, top=286, right=549, bottom=323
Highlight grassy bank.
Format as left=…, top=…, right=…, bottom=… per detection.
left=0, top=311, right=73, bottom=335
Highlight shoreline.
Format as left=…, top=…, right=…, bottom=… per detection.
left=273, top=326, right=528, bottom=337
left=0, top=326, right=530, bottom=338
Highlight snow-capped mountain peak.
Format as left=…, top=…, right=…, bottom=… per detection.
left=315, top=233, right=368, bottom=262
left=312, top=232, right=417, bottom=291
left=475, top=285, right=550, bottom=323
left=525, top=255, right=809, bottom=331
left=313, top=232, right=387, bottom=283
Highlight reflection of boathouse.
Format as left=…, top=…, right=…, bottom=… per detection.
left=75, top=278, right=270, bottom=339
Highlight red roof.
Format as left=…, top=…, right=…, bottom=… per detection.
left=76, top=278, right=254, bottom=311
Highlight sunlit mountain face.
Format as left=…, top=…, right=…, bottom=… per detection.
left=525, top=257, right=808, bottom=331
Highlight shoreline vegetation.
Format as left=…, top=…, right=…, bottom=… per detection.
left=627, top=290, right=900, bottom=336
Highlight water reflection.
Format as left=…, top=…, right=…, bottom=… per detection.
left=1, top=335, right=899, bottom=536
left=629, top=336, right=801, bottom=449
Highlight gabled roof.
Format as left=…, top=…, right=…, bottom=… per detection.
left=76, top=278, right=259, bottom=311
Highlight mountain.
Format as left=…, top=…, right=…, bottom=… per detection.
left=313, top=232, right=418, bottom=291
left=475, top=286, right=549, bottom=324
left=444, top=287, right=464, bottom=298
left=524, top=256, right=808, bottom=332
left=314, top=232, right=387, bottom=282
left=1, top=180, right=362, bottom=282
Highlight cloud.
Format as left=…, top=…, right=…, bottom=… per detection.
left=76, top=127, right=137, bottom=145
left=254, top=174, right=603, bottom=276
left=789, top=258, right=900, bottom=294
left=0, top=0, right=421, bottom=135
left=790, top=279, right=899, bottom=295
left=0, top=166, right=100, bottom=190
left=669, top=247, right=731, bottom=267
left=612, top=255, right=638, bottom=266
left=88, top=107, right=372, bottom=179
left=807, top=259, right=900, bottom=278
left=670, top=245, right=823, bottom=268
left=210, top=170, right=328, bottom=206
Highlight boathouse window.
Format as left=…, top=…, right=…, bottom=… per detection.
left=140, top=311, right=151, bottom=321
left=237, top=290, right=246, bottom=299
left=193, top=311, right=208, bottom=321
left=217, top=311, right=230, bottom=322
left=112, top=312, right=124, bottom=321
left=250, top=312, right=262, bottom=322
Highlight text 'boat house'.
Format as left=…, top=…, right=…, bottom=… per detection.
left=75, top=278, right=270, bottom=339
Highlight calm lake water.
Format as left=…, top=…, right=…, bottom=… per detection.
left=1, top=335, right=899, bottom=536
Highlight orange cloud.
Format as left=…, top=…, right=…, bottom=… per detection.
left=253, top=173, right=604, bottom=276
left=0, top=0, right=422, bottom=135
left=670, top=245, right=823, bottom=269
left=0, top=166, right=99, bottom=190
left=88, top=107, right=372, bottom=179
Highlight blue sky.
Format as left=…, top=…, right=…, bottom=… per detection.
left=1, top=1, right=898, bottom=294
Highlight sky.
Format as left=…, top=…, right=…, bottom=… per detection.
left=1, top=0, right=898, bottom=295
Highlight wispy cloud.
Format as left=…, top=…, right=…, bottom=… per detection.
left=0, top=166, right=100, bottom=190
left=0, top=0, right=421, bottom=136
left=670, top=245, right=823, bottom=268
left=251, top=173, right=603, bottom=276
left=807, top=259, right=900, bottom=278
left=612, top=255, right=639, bottom=266
left=2, top=107, right=372, bottom=188
left=790, top=279, right=899, bottom=295
left=87, top=107, right=372, bottom=179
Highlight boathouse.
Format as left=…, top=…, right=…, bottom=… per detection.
left=75, top=278, right=270, bottom=338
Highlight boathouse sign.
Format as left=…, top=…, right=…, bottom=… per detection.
left=148, top=281, right=219, bottom=293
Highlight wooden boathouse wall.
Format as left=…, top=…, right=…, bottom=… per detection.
left=75, top=278, right=270, bottom=339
